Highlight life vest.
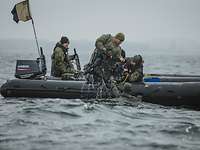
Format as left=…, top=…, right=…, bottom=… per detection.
left=51, top=42, right=68, bottom=61
left=51, top=42, right=69, bottom=77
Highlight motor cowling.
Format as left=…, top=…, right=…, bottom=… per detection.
left=15, top=47, right=47, bottom=79
left=15, top=59, right=41, bottom=79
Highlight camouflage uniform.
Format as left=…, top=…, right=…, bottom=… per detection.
left=85, top=33, right=125, bottom=97
left=51, top=42, right=75, bottom=80
left=95, top=34, right=123, bottom=61
left=123, top=55, right=144, bottom=83
left=116, top=55, right=143, bottom=98
left=88, top=34, right=124, bottom=81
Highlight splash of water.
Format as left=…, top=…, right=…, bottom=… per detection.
left=81, top=74, right=95, bottom=99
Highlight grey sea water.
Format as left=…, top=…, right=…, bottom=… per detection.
left=0, top=45, right=200, bottom=150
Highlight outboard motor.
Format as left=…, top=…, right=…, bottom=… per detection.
left=15, top=47, right=47, bottom=79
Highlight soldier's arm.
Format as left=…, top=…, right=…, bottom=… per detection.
left=129, top=69, right=143, bottom=82
left=116, top=48, right=125, bottom=62
left=116, top=51, right=122, bottom=60
left=121, top=49, right=126, bottom=58
left=54, top=47, right=65, bottom=66
left=95, top=34, right=111, bottom=50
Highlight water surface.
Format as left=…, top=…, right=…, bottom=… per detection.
left=0, top=50, right=200, bottom=150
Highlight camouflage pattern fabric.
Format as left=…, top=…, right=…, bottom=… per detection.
left=128, top=67, right=143, bottom=82
left=95, top=34, right=123, bottom=61
left=86, top=34, right=124, bottom=82
left=51, top=42, right=76, bottom=79
left=84, top=34, right=125, bottom=97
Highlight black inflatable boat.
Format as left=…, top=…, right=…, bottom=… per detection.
left=1, top=48, right=200, bottom=108
left=1, top=76, right=200, bottom=108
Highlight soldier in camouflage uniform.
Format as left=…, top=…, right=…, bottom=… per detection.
left=51, top=36, right=76, bottom=80
left=84, top=33, right=125, bottom=97
left=117, top=55, right=144, bottom=98
left=85, top=33, right=125, bottom=81
left=122, top=55, right=144, bottom=83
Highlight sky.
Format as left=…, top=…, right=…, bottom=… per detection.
left=0, top=0, right=200, bottom=44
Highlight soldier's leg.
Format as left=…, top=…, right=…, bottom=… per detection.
left=61, top=67, right=76, bottom=80
left=61, top=73, right=75, bottom=80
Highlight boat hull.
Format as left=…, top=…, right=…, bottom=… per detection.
left=1, top=79, right=200, bottom=108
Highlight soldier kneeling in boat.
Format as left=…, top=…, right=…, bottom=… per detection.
left=122, top=55, right=144, bottom=83
left=118, top=55, right=144, bottom=98
left=51, top=36, right=76, bottom=80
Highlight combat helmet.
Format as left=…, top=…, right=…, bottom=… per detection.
left=115, top=33, right=125, bottom=42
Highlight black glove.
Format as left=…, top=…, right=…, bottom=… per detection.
left=69, top=55, right=76, bottom=60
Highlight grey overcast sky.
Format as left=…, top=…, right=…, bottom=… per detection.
left=0, top=0, right=200, bottom=43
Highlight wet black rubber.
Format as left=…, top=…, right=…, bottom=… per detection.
left=1, top=78, right=200, bottom=108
